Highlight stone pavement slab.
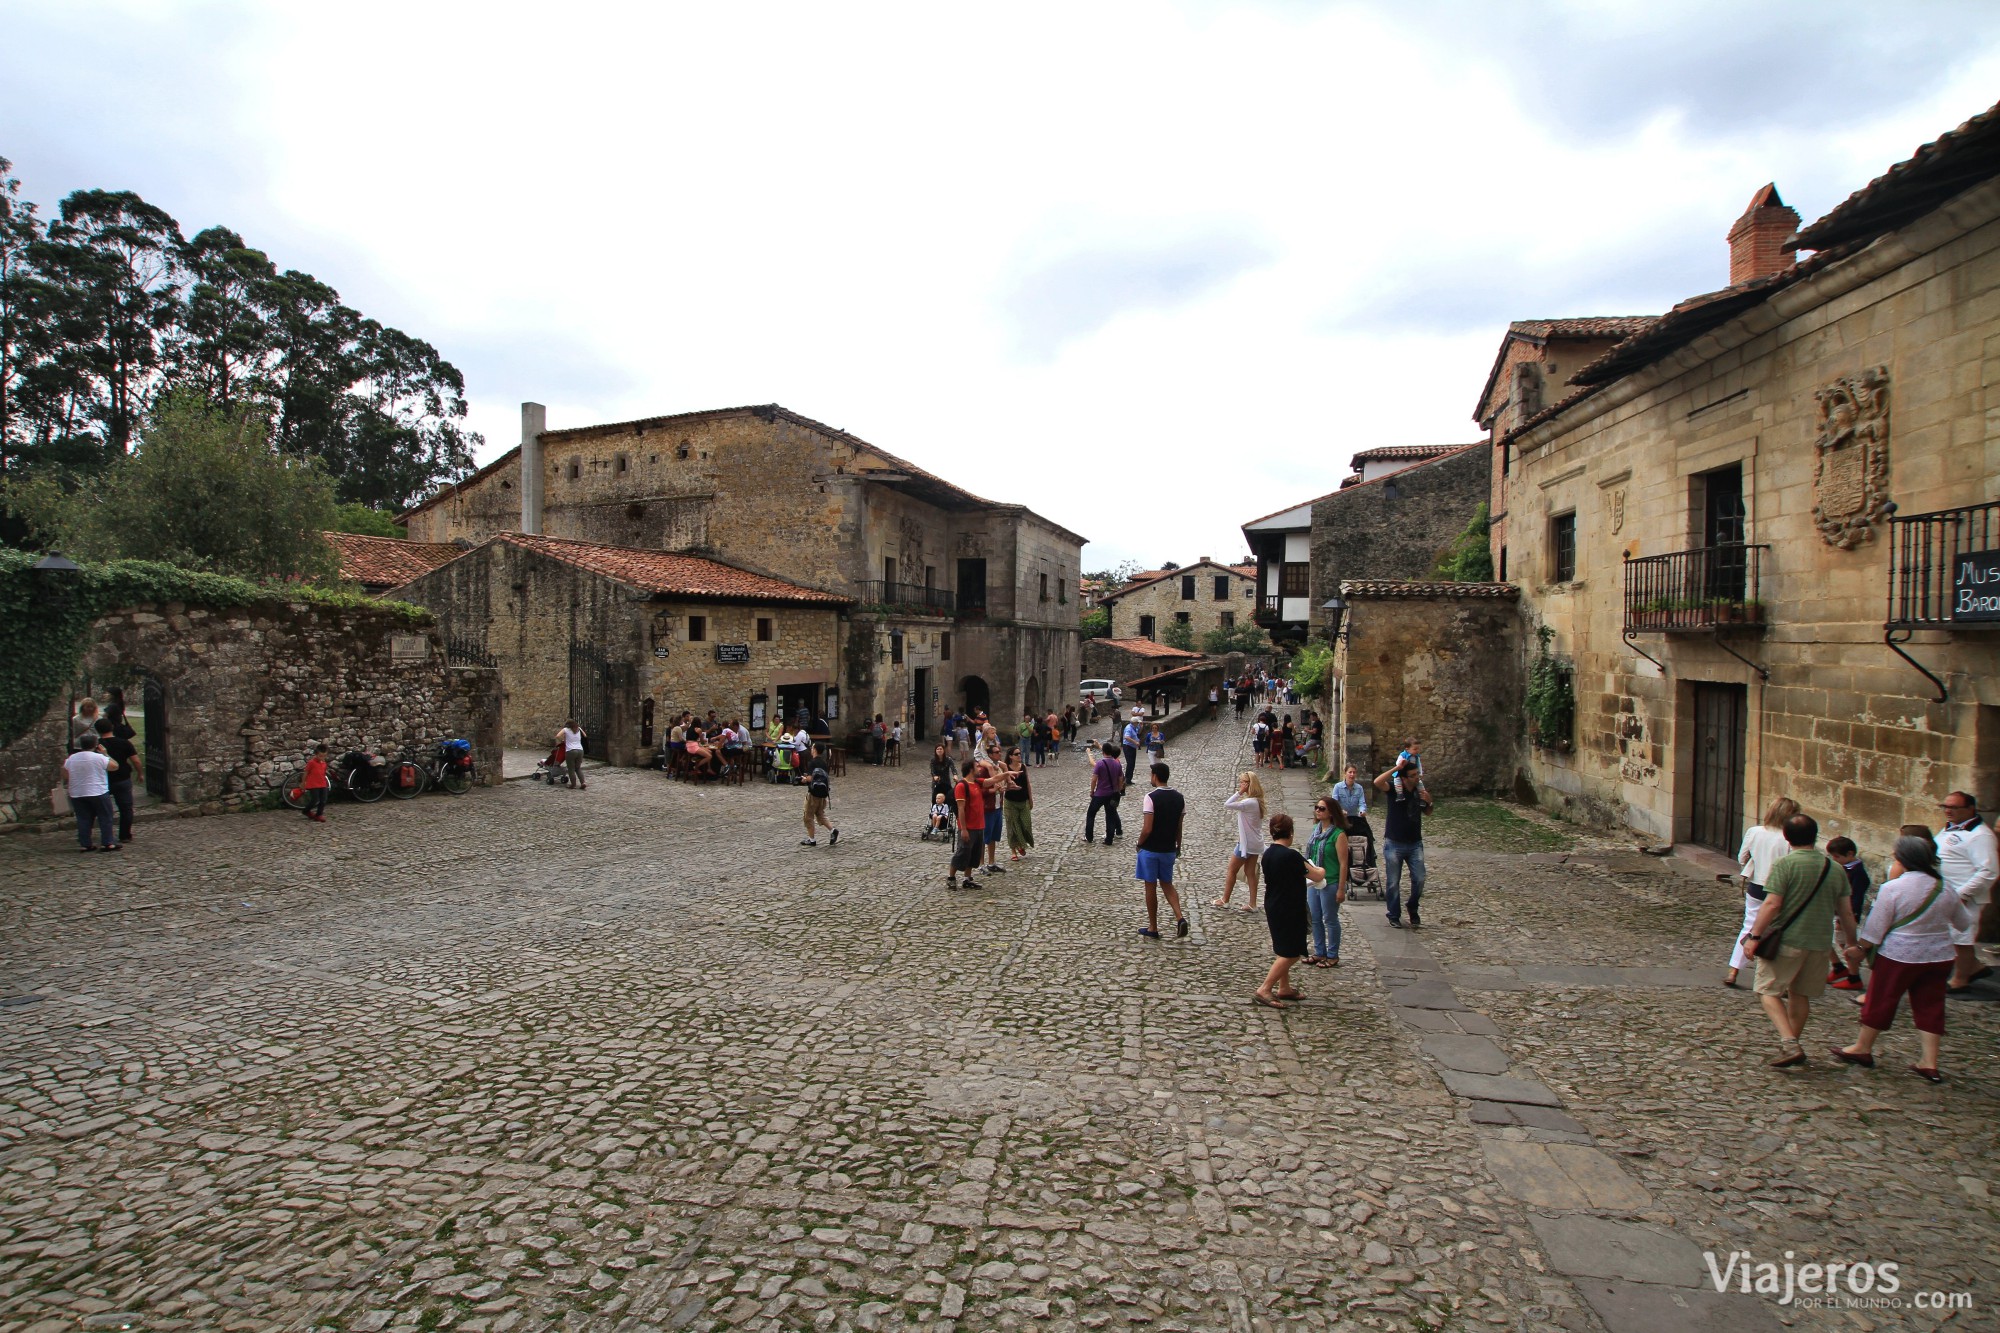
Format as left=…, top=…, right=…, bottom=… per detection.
left=1573, top=1277, right=1788, bottom=1333
left=1527, top=1212, right=1707, bottom=1285
left=1480, top=1139, right=1653, bottom=1211
left=1420, top=1032, right=1511, bottom=1073
left=1439, top=1069, right=1564, bottom=1105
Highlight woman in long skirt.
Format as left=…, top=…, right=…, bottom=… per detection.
left=1003, top=747, right=1035, bottom=860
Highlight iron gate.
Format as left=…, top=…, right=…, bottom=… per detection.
left=1689, top=683, right=1746, bottom=852
left=568, top=643, right=612, bottom=759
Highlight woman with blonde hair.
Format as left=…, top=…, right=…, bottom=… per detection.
left=1729, top=796, right=1799, bottom=987
left=1214, top=772, right=1267, bottom=912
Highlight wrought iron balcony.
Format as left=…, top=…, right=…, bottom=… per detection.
left=853, top=580, right=956, bottom=615
left=1623, top=544, right=1768, bottom=633
left=1886, top=499, right=2000, bottom=629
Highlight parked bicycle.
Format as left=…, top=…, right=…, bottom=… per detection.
left=280, top=749, right=388, bottom=808
left=382, top=738, right=477, bottom=800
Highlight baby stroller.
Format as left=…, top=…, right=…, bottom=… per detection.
left=534, top=741, right=573, bottom=786
left=1345, top=822, right=1381, bottom=898
left=920, top=778, right=957, bottom=841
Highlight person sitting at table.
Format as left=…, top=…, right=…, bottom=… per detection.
left=684, top=733, right=720, bottom=779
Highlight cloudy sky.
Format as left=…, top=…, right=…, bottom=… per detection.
left=6, top=1, right=1999, bottom=568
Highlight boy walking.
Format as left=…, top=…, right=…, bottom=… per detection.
left=1136, top=762, right=1189, bottom=940
left=800, top=758, right=838, bottom=846
left=1824, top=835, right=1870, bottom=990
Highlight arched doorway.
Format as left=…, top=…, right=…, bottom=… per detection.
left=1023, top=674, right=1041, bottom=718
left=960, top=675, right=990, bottom=717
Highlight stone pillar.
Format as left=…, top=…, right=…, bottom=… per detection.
left=520, top=402, right=546, bottom=535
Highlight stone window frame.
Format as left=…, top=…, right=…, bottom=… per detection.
left=1220, top=610, right=1236, bottom=631
left=1039, top=572, right=1050, bottom=602
left=1213, top=575, right=1230, bottom=601
left=687, top=615, right=708, bottom=643
left=940, top=631, right=953, bottom=661
left=756, top=616, right=775, bottom=643
left=1138, top=614, right=1157, bottom=640
left=567, top=459, right=581, bottom=481
left=1180, top=575, right=1197, bottom=601
left=1174, top=611, right=1191, bottom=625
left=1549, top=511, right=1578, bottom=584
left=1058, top=577, right=1067, bottom=605
left=615, top=452, right=629, bottom=475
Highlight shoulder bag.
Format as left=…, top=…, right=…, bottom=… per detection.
left=1752, top=858, right=1834, bottom=960
left=1862, top=878, right=1945, bottom=965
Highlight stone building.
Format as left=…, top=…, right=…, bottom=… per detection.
left=392, top=533, right=847, bottom=765
left=1097, top=559, right=1256, bottom=643
left=398, top=402, right=1084, bottom=749
left=1081, top=637, right=1204, bottom=687
left=1493, top=100, right=2000, bottom=863
left=1244, top=443, right=1491, bottom=646
left=1472, top=319, right=1655, bottom=585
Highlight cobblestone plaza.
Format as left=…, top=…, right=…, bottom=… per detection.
left=3, top=718, right=1995, bottom=1332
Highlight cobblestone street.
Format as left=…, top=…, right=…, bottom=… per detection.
left=3, top=716, right=1995, bottom=1333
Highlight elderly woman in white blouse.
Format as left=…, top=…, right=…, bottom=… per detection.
left=1728, top=796, right=1799, bottom=987
left=1831, top=834, right=1975, bottom=1084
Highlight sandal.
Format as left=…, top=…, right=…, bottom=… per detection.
left=1273, top=991, right=1303, bottom=1001
left=1829, top=1047, right=1874, bottom=1068
left=1251, top=993, right=1288, bottom=1009
left=1909, top=1065, right=1943, bottom=1084
left=1210, top=897, right=1229, bottom=908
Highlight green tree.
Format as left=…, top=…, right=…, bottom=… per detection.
left=1434, top=502, right=1494, bottom=582
left=1080, top=605, right=1110, bottom=639
left=1201, top=621, right=1270, bottom=655
left=329, top=501, right=402, bottom=537
left=6, top=391, right=338, bottom=581
left=1162, top=618, right=1197, bottom=651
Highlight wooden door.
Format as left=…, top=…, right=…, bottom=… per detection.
left=1690, top=683, right=1746, bottom=852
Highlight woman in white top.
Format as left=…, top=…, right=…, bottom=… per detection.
left=557, top=720, right=588, bottom=790
left=1727, top=796, right=1798, bottom=987
left=1832, top=834, right=1975, bottom=1082
left=1213, top=772, right=1268, bottom=912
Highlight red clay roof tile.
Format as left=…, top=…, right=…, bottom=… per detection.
left=492, top=533, right=848, bottom=605
left=326, top=532, right=465, bottom=588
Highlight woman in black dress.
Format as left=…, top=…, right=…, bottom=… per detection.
left=1255, top=812, right=1324, bottom=1009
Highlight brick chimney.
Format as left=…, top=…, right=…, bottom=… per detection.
left=1727, top=184, right=1801, bottom=285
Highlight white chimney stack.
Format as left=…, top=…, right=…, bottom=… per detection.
left=520, top=402, right=545, bottom=535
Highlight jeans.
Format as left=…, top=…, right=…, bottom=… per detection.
left=1086, top=793, right=1123, bottom=841
left=1383, top=839, right=1426, bottom=922
left=1308, top=883, right=1341, bottom=959
left=1122, top=745, right=1138, bottom=786
left=108, top=778, right=134, bottom=841
left=305, top=787, right=329, bottom=818
left=72, top=792, right=115, bottom=848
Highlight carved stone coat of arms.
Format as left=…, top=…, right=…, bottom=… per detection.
left=1812, top=367, right=1890, bottom=549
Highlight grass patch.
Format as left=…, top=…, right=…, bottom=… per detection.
left=1425, top=798, right=1575, bottom=854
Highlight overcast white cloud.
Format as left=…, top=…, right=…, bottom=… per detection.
left=4, top=0, right=1998, bottom=568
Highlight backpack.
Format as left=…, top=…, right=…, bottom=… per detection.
left=808, top=771, right=830, bottom=798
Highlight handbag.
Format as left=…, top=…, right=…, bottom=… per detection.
left=1862, top=878, right=1944, bottom=965
left=1752, top=859, right=1834, bottom=960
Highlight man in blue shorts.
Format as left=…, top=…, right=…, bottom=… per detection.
left=1136, top=762, right=1188, bottom=939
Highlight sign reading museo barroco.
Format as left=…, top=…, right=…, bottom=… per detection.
left=1954, top=548, right=2000, bottom=622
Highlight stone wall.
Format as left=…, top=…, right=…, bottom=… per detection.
left=1332, top=582, right=1522, bottom=796
left=1309, top=444, right=1492, bottom=597
left=0, top=602, right=501, bottom=826
left=1503, top=177, right=2000, bottom=863
left=1082, top=639, right=1203, bottom=686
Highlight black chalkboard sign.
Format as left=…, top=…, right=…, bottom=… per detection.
left=1954, top=548, right=2000, bottom=622
left=715, top=643, right=751, bottom=663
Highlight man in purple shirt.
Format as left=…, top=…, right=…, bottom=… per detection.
left=1084, top=741, right=1126, bottom=845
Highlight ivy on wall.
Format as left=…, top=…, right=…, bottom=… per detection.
left=0, top=549, right=429, bottom=748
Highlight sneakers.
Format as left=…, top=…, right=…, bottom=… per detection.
left=829, top=828, right=840, bottom=846
left=1408, top=906, right=1422, bottom=929
left=1138, top=928, right=1162, bottom=939
left=1828, top=975, right=1864, bottom=991
left=800, top=838, right=817, bottom=847
left=1176, top=918, right=1189, bottom=938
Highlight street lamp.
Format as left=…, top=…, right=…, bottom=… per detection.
left=1320, top=595, right=1350, bottom=644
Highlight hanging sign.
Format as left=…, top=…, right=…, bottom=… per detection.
left=1953, top=548, right=2000, bottom=622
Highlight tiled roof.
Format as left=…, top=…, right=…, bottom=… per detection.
left=1340, top=580, right=1519, bottom=600
left=327, top=532, right=464, bottom=588
left=1098, top=638, right=1203, bottom=659
left=1350, top=443, right=1473, bottom=464
left=491, top=533, right=849, bottom=605
left=1474, top=317, right=1657, bottom=423
left=1792, top=97, right=2000, bottom=251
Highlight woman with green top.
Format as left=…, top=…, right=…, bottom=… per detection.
left=1305, top=795, right=1351, bottom=966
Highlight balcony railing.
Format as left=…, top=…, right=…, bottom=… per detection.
left=1623, top=544, right=1768, bottom=632
left=1886, top=499, right=2000, bottom=629
left=853, top=580, right=956, bottom=615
